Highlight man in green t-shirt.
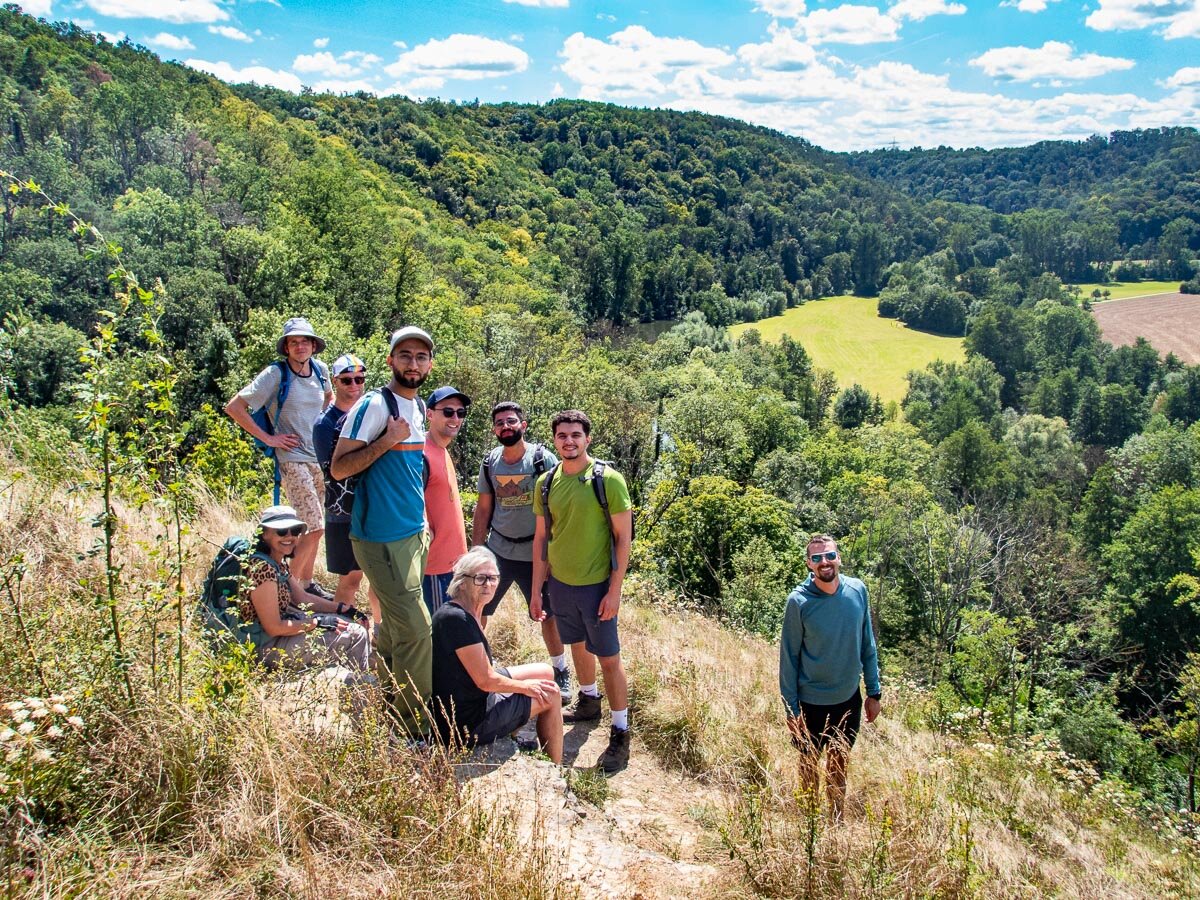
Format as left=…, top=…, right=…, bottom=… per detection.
left=532, top=410, right=633, bottom=773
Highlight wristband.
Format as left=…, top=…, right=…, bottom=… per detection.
left=867, top=692, right=882, bottom=701
left=336, top=602, right=345, bottom=615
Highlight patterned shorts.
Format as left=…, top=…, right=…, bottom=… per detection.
left=280, top=462, right=325, bottom=531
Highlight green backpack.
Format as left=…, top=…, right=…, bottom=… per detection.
left=196, top=536, right=282, bottom=649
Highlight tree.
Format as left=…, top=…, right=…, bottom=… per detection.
left=834, top=383, right=873, bottom=429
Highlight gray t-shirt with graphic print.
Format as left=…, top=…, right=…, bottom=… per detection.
left=238, top=359, right=329, bottom=465
left=477, top=443, right=558, bottom=562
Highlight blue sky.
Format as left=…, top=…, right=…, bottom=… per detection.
left=15, top=0, right=1200, bottom=151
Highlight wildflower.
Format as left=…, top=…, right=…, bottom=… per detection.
left=12, top=709, right=29, bottom=723
left=30, top=708, right=48, bottom=719
left=33, top=748, right=53, bottom=763
left=66, top=716, right=83, bottom=729
left=26, top=697, right=44, bottom=708
left=51, top=704, right=68, bottom=715
left=4, top=700, right=25, bottom=712
left=17, top=721, right=35, bottom=735
left=45, top=725, right=63, bottom=739
left=0, top=728, right=13, bottom=743
left=49, top=694, right=66, bottom=704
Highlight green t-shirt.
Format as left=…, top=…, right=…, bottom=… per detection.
left=534, top=461, right=632, bottom=587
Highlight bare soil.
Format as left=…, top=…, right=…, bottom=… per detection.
left=1092, top=292, right=1200, bottom=363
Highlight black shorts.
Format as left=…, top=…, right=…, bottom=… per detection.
left=794, top=690, right=862, bottom=753
left=324, top=521, right=360, bottom=575
left=547, top=577, right=619, bottom=657
left=481, top=553, right=551, bottom=619
left=472, top=668, right=533, bottom=745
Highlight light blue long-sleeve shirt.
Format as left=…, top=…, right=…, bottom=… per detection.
left=779, top=573, right=881, bottom=714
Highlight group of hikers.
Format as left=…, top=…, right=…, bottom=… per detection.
left=211, top=316, right=881, bottom=803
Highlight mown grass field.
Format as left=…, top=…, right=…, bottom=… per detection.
left=728, top=295, right=966, bottom=403
left=1075, top=280, right=1180, bottom=301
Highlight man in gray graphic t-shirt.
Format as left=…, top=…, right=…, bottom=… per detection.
left=471, top=401, right=569, bottom=699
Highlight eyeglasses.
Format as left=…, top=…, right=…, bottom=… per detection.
left=438, top=408, right=468, bottom=419
left=271, top=525, right=306, bottom=537
left=471, top=574, right=500, bottom=586
left=394, top=351, right=431, bottom=365
left=809, top=551, right=838, bottom=563
left=493, top=417, right=521, bottom=428
left=337, top=375, right=365, bottom=385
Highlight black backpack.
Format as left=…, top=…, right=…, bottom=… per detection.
left=539, top=459, right=632, bottom=570
left=196, top=536, right=283, bottom=649
left=481, top=443, right=548, bottom=543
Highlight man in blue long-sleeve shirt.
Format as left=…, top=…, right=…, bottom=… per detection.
left=779, top=534, right=881, bottom=820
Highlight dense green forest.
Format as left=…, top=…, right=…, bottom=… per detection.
left=3, top=5, right=1200, bottom=829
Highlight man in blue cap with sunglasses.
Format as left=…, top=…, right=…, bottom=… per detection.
left=779, top=534, right=881, bottom=822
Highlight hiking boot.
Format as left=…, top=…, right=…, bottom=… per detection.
left=553, top=665, right=572, bottom=701
left=596, top=726, right=631, bottom=774
left=562, top=691, right=603, bottom=723
left=305, top=581, right=335, bottom=601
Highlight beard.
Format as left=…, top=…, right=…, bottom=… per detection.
left=814, top=566, right=838, bottom=584
left=497, top=429, right=524, bottom=447
left=394, top=371, right=428, bottom=390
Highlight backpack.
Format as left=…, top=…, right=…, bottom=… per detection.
left=345, top=389, right=429, bottom=518
left=196, top=536, right=284, bottom=649
left=539, top=459, right=633, bottom=570
left=481, top=443, right=548, bottom=543
left=249, top=360, right=329, bottom=504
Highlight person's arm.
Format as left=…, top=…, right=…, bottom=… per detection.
left=250, top=579, right=316, bottom=638
left=779, top=594, right=804, bottom=725
left=313, top=416, right=334, bottom=472
left=454, top=642, right=557, bottom=704
left=330, top=413, right=411, bottom=481
left=860, top=584, right=882, bottom=723
left=224, top=393, right=301, bottom=453
left=597, top=508, right=632, bottom=621
left=471, top=471, right=494, bottom=546
left=530, top=512, right=549, bottom=622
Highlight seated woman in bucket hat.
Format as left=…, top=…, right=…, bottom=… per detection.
left=237, top=505, right=370, bottom=672
left=224, top=317, right=333, bottom=600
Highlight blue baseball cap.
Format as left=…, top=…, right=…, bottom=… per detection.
left=427, top=386, right=471, bottom=408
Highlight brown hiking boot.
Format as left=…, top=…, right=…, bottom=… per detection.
left=562, top=691, right=603, bottom=723
left=596, top=726, right=631, bottom=773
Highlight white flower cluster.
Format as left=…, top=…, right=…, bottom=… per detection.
left=0, top=694, right=84, bottom=780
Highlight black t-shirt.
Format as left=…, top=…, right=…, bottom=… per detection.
left=431, top=602, right=491, bottom=740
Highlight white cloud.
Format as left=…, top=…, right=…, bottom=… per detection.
left=1164, top=66, right=1200, bottom=87
left=502, top=0, right=569, bottom=5
left=597, top=13, right=616, bottom=22
left=737, top=28, right=818, bottom=72
left=146, top=31, right=195, bottom=50
left=311, top=78, right=378, bottom=94
left=101, top=30, right=126, bottom=43
left=1002, top=0, right=1060, bottom=11
left=313, top=37, right=330, bottom=48
left=293, top=50, right=380, bottom=77
left=560, top=26, right=734, bottom=98
left=970, top=41, right=1134, bottom=82
left=889, top=0, right=966, bottom=20
left=793, top=5, right=900, bottom=44
left=1086, top=0, right=1200, bottom=39
left=15, top=0, right=53, bottom=16
left=80, top=0, right=229, bottom=24
left=208, top=25, right=252, bottom=43
left=185, top=58, right=303, bottom=92
left=754, top=0, right=808, bottom=18
left=384, top=34, right=530, bottom=89
left=552, top=81, right=565, bottom=96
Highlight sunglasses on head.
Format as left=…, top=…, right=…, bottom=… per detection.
left=438, top=408, right=468, bottom=419
left=271, top=525, right=305, bottom=537
left=809, top=550, right=838, bottom=563
left=337, top=375, right=365, bottom=385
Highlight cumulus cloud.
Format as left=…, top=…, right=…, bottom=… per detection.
left=15, top=0, right=53, bottom=16
left=146, top=31, right=195, bottom=50
left=754, top=0, right=808, bottom=18
left=293, top=50, right=381, bottom=77
left=1086, top=0, right=1200, bottom=39
left=502, top=0, right=569, bottom=6
left=793, top=5, right=900, bottom=44
left=313, top=37, right=329, bottom=48
left=311, top=78, right=378, bottom=94
left=208, top=25, right=252, bottom=43
left=970, top=41, right=1134, bottom=82
left=384, top=34, right=530, bottom=89
left=80, top=0, right=228, bottom=24
left=890, top=0, right=966, bottom=20
left=737, top=28, right=818, bottom=72
left=185, top=58, right=303, bottom=92
left=560, top=26, right=734, bottom=98
left=1002, top=0, right=1060, bottom=11
left=1164, top=66, right=1200, bottom=87
left=101, top=30, right=126, bottom=43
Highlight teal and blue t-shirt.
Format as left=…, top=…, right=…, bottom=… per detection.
left=343, top=388, right=426, bottom=543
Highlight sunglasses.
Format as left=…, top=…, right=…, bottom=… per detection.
left=471, top=574, right=500, bottom=586
left=809, top=551, right=838, bottom=563
left=439, top=408, right=468, bottom=419
left=271, top=525, right=306, bottom=537
left=337, top=375, right=365, bottom=385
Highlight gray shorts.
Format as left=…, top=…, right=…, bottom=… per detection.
left=547, top=577, right=619, bottom=657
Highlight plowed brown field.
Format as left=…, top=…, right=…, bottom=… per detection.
left=1092, top=292, right=1200, bottom=363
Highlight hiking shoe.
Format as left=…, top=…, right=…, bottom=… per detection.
left=553, top=666, right=572, bottom=701
left=596, top=726, right=631, bottom=774
left=562, top=691, right=603, bottom=723
left=306, top=581, right=335, bottom=601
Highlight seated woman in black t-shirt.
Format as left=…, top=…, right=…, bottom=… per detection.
left=431, top=546, right=564, bottom=763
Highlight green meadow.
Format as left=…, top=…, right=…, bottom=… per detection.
left=1074, top=280, right=1179, bottom=300
left=729, top=295, right=966, bottom=404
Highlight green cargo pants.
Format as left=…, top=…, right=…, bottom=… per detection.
left=351, top=531, right=431, bottom=737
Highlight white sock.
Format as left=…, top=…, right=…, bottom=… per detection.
left=579, top=682, right=600, bottom=698
left=611, top=709, right=629, bottom=731
left=550, top=654, right=567, bottom=670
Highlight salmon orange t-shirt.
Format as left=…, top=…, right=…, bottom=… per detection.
left=423, top=440, right=468, bottom=575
